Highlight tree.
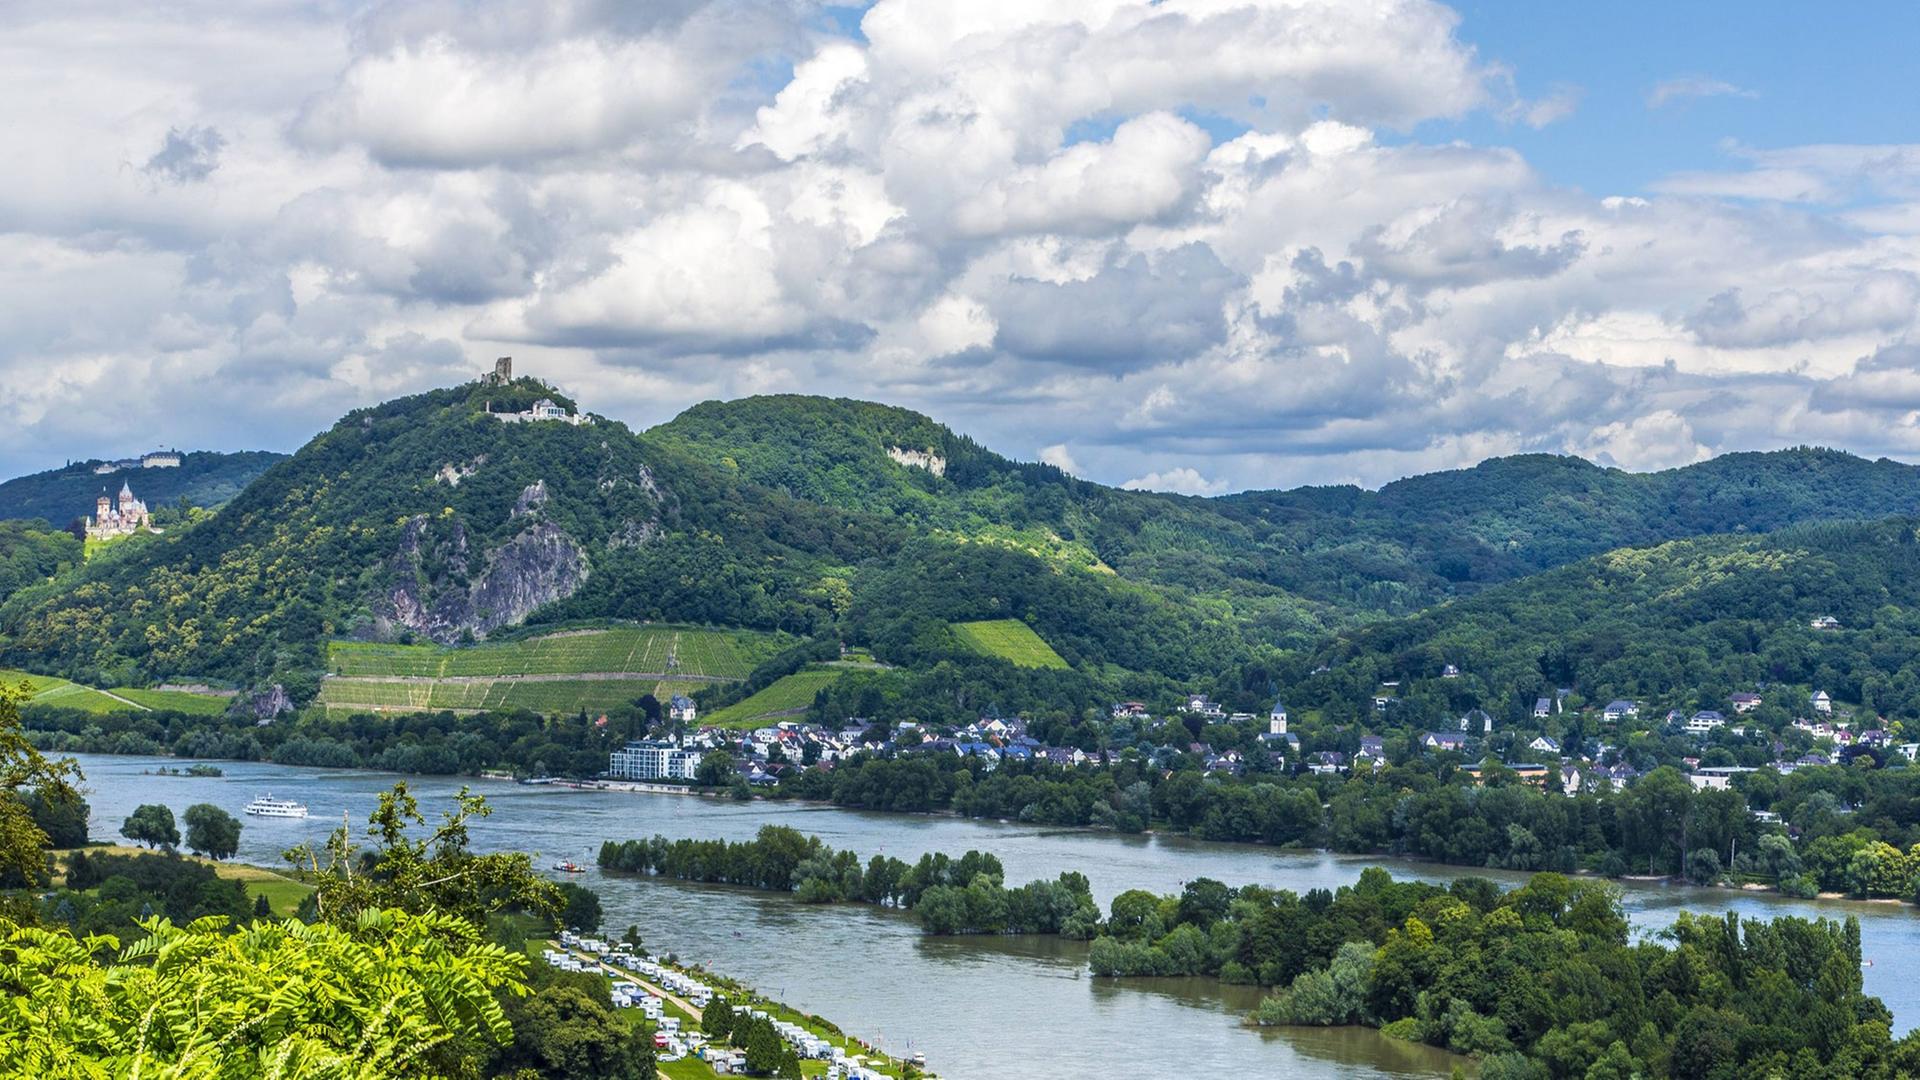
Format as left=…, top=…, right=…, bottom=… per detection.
left=120, top=803, right=179, bottom=850
left=0, top=683, right=81, bottom=889
left=183, top=803, right=242, bottom=860
left=557, top=882, right=604, bottom=934
left=490, top=970, right=656, bottom=1080
left=696, top=750, right=736, bottom=787
left=704, top=997, right=736, bottom=1040
left=287, top=782, right=560, bottom=928
left=22, top=788, right=89, bottom=849
left=254, top=892, right=273, bottom=918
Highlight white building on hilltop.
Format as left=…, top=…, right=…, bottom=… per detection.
left=490, top=398, right=588, bottom=426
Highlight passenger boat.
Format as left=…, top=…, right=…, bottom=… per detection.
left=244, top=794, right=309, bottom=818
left=552, top=860, right=587, bottom=873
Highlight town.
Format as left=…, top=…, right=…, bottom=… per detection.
left=600, top=659, right=1906, bottom=802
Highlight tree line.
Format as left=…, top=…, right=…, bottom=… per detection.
left=597, top=825, right=1101, bottom=937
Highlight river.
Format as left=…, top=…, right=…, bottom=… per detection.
left=65, top=754, right=1920, bottom=1078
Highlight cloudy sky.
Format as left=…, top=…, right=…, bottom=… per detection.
left=7, top=0, right=1920, bottom=494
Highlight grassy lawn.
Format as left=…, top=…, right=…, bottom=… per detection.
left=58, top=845, right=315, bottom=916
left=705, top=668, right=845, bottom=728
left=950, top=618, right=1069, bottom=669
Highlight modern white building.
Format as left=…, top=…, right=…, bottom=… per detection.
left=609, top=740, right=703, bottom=781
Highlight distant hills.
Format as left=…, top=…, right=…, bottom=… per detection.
left=0, top=450, right=287, bottom=526
left=7, top=383, right=1920, bottom=711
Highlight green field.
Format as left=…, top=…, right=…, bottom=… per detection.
left=949, top=619, right=1069, bottom=669
left=1, top=669, right=228, bottom=715
left=328, top=625, right=784, bottom=679
left=705, top=668, right=845, bottom=728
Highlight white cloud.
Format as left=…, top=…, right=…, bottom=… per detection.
left=1121, top=466, right=1229, bottom=495
left=1647, top=75, right=1758, bottom=109
left=3, top=0, right=1920, bottom=496
left=1039, top=443, right=1082, bottom=474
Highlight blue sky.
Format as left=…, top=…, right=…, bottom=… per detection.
left=1443, top=1, right=1920, bottom=201
left=5, top=0, right=1920, bottom=494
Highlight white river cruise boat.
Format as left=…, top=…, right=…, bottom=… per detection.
left=244, top=794, right=309, bottom=818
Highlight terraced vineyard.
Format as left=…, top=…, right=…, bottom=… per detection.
left=316, top=677, right=672, bottom=715
left=317, top=625, right=790, bottom=716
left=949, top=619, right=1070, bottom=669
left=328, top=626, right=784, bottom=679
left=705, top=668, right=846, bottom=728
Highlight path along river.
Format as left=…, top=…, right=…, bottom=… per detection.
left=67, top=754, right=1920, bottom=1079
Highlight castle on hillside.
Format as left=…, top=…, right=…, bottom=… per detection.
left=87, top=480, right=157, bottom=539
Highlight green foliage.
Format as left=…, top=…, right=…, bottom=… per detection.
left=488, top=962, right=656, bottom=1080
left=0, top=521, right=80, bottom=607
left=183, top=802, right=242, bottom=860
left=119, top=803, right=179, bottom=850
left=0, top=908, right=527, bottom=1078
left=288, top=781, right=561, bottom=927
left=597, top=826, right=1098, bottom=935
left=556, top=881, right=603, bottom=934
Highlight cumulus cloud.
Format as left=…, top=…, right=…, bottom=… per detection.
left=1122, top=466, right=1229, bottom=495
left=4, top=0, right=1920, bottom=494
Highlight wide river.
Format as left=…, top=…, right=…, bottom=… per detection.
left=68, top=754, right=1920, bottom=1078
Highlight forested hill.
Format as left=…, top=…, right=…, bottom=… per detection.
left=651, top=396, right=1920, bottom=618
left=0, top=450, right=286, bottom=525
left=1292, top=517, right=1920, bottom=729
left=0, top=380, right=897, bottom=689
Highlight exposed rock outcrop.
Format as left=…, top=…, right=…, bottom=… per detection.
left=377, top=517, right=588, bottom=643
left=887, top=446, right=947, bottom=476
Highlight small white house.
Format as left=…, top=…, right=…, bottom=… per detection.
left=1684, top=710, right=1727, bottom=734
left=670, top=694, right=697, bottom=723
left=1602, top=699, right=1638, bottom=722
left=1811, top=690, right=1833, bottom=715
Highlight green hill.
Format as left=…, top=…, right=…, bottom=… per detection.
left=1292, top=517, right=1920, bottom=729
left=0, top=379, right=886, bottom=690
left=0, top=450, right=286, bottom=525
left=653, top=397, right=1920, bottom=627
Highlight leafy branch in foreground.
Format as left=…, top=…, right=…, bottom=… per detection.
left=0, top=909, right=524, bottom=1078
left=286, top=780, right=561, bottom=927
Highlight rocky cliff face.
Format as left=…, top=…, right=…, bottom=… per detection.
left=375, top=481, right=591, bottom=642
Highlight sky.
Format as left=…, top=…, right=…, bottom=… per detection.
left=6, top=1, right=1920, bottom=495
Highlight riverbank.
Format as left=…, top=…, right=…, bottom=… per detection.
left=58, top=752, right=1515, bottom=1077
left=42, top=743, right=1919, bottom=918
left=547, top=938, right=918, bottom=1079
